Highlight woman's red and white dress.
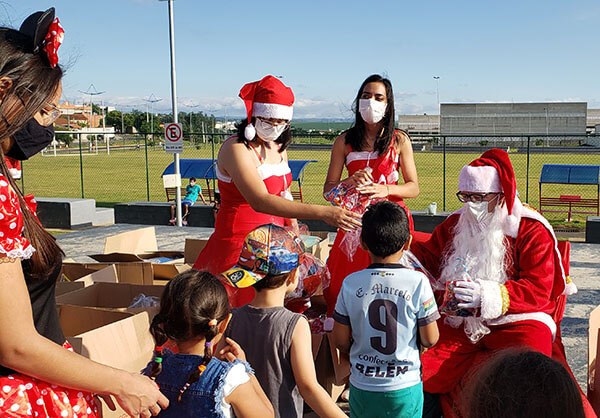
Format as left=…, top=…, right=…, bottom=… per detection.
left=324, top=141, right=414, bottom=315
left=193, top=142, right=293, bottom=307
left=0, top=174, right=98, bottom=417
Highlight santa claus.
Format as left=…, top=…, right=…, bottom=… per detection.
left=411, top=149, right=587, bottom=417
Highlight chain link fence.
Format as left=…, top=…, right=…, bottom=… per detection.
left=22, top=131, right=600, bottom=225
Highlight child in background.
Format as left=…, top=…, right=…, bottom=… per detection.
left=145, top=271, right=273, bottom=418
left=332, top=201, right=439, bottom=418
left=170, top=177, right=207, bottom=225
left=221, top=224, right=347, bottom=418
left=464, top=350, right=585, bottom=418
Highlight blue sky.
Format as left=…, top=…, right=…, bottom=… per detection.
left=3, top=0, right=599, bottom=118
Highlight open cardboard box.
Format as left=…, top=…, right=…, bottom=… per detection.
left=306, top=231, right=331, bottom=263
left=589, top=305, right=600, bottom=415
left=56, top=282, right=164, bottom=318
left=64, top=311, right=154, bottom=418
left=62, top=261, right=154, bottom=285
left=56, top=265, right=118, bottom=297
left=87, top=227, right=190, bottom=281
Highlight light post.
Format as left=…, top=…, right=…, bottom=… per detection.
left=185, top=102, right=201, bottom=143
left=78, top=84, right=104, bottom=151
left=433, top=76, right=440, bottom=116
left=159, top=0, right=182, bottom=226
left=143, top=94, right=162, bottom=137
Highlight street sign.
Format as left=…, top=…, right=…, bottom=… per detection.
left=164, top=122, right=183, bottom=153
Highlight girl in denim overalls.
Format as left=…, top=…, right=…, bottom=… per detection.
left=144, top=271, right=273, bottom=417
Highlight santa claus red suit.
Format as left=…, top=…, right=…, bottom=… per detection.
left=411, top=149, right=592, bottom=417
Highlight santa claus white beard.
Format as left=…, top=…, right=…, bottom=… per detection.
left=439, top=202, right=511, bottom=342
left=439, top=203, right=510, bottom=289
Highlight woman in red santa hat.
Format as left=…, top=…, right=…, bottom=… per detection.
left=322, top=74, right=419, bottom=316
left=193, top=75, right=361, bottom=306
left=0, top=8, right=169, bottom=417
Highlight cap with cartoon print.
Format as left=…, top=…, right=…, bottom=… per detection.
left=222, top=224, right=305, bottom=288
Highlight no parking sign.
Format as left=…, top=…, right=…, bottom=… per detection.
left=164, top=122, right=183, bottom=154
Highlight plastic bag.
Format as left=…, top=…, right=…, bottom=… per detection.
left=324, top=179, right=382, bottom=260
left=129, top=293, right=160, bottom=309
left=285, top=253, right=331, bottom=313
left=439, top=258, right=479, bottom=317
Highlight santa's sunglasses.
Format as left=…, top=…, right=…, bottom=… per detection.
left=456, top=192, right=501, bottom=203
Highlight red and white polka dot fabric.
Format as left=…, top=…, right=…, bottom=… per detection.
left=42, top=17, right=64, bottom=69
left=0, top=174, right=35, bottom=260
left=0, top=343, right=99, bottom=417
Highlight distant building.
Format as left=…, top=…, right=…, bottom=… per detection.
left=56, top=101, right=104, bottom=128
left=397, top=114, right=439, bottom=135
left=588, top=109, right=600, bottom=131
left=440, top=102, right=586, bottom=143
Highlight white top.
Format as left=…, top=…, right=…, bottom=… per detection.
left=221, top=363, right=251, bottom=417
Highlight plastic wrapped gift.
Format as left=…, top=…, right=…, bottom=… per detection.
left=440, top=258, right=478, bottom=317
left=285, top=253, right=331, bottom=313
left=324, top=180, right=383, bottom=260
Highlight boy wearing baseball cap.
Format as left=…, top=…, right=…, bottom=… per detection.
left=222, top=224, right=346, bottom=418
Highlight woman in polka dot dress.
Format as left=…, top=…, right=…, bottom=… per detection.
left=0, top=8, right=168, bottom=418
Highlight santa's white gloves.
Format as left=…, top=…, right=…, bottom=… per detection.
left=455, top=280, right=482, bottom=309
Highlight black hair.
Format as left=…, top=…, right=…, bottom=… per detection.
left=345, top=74, right=398, bottom=155
left=235, top=117, right=292, bottom=152
left=189, top=177, right=196, bottom=182
left=149, top=270, right=230, bottom=402
left=252, top=271, right=294, bottom=291
left=361, top=201, right=410, bottom=257
left=0, top=26, right=64, bottom=279
left=464, top=350, right=585, bottom=418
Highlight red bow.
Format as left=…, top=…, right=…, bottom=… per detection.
left=42, top=17, right=64, bottom=69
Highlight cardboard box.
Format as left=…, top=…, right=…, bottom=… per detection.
left=589, top=305, right=600, bottom=415
left=65, top=311, right=154, bottom=418
left=59, top=304, right=133, bottom=337
left=87, top=227, right=192, bottom=281
left=104, top=227, right=158, bottom=253
left=55, top=282, right=164, bottom=317
left=56, top=265, right=118, bottom=297
left=313, top=333, right=348, bottom=401
left=307, top=231, right=330, bottom=262
left=63, top=261, right=154, bottom=285
left=184, top=238, right=209, bottom=264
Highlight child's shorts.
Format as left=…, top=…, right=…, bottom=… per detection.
left=181, top=199, right=194, bottom=206
left=349, top=382, right=423, bottom=418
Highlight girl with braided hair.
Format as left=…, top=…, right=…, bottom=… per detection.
left=145, top=271, right=273, bottom=418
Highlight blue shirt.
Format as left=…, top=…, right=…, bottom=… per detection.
left=184, top=184, right=202, bottom=202
left=333, top=263, right=440, bottom=392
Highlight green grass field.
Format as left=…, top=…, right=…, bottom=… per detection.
left=21, top=144, right=598, bottom=223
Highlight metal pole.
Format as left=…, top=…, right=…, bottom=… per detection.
left=526, top=136, right=530, bottom=203
left=165, top=0, right=182, bottom=226
left=145, top=134, right=150, bottom=201
left=442, top=135, right=446, bottom=211
left=78, top=133, right=84, bottom=198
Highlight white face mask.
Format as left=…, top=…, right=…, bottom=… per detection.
left=255, top=119, right=287, bottom=142
left=358, top=98, right=387, bottom=124
left=464, top=201, right=493, bottom=225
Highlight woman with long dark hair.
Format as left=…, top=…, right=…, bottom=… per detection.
left=193, top=75, right=361, bottom=307
left=323, top=74, right=419, bottom=316
left=0, top=9, right=168, bottom=417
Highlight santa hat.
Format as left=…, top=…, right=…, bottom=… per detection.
left=239, top=75, right=294, bottom=140
left=458, top=148, right=516, bottom=215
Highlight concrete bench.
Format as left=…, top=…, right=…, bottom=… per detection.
left=114, top=201, right=216, bottom=227
left=587, top=216, right=600, bottom=243
left=36, top=197, right=96, bottom=229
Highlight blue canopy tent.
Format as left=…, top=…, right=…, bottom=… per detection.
left=162, top=158, right=317, bottom=202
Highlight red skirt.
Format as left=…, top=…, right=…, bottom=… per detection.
left=0, top=342, right=99, bottom=417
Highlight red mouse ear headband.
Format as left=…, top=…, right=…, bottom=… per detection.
left=18, top=7, right=64, bottom=68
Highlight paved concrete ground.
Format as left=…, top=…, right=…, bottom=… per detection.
left=56, top=224, right=598, bottom=395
